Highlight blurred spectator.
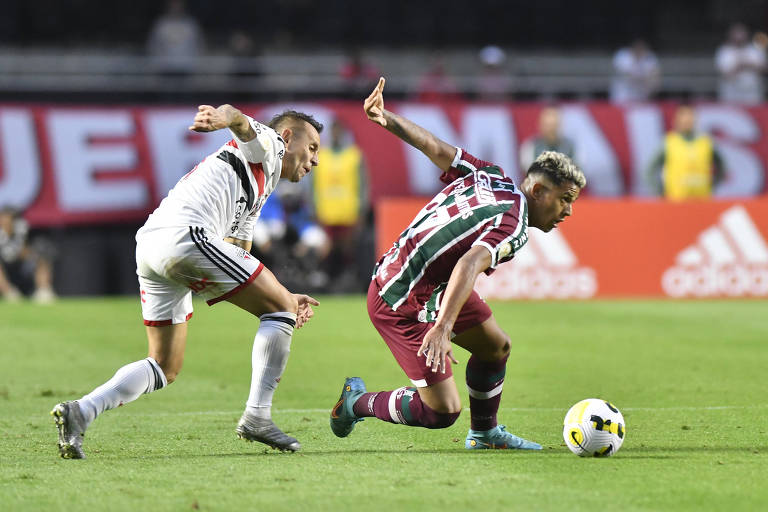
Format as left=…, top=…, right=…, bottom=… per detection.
left=646, top=105, right=725, bottom=201
left=147, top=0, right=205, bottom=74
left=339, top=49, right=380, bottom=97
left=715, top=23, right=768, bottom=105
left=415, top=54, right=464, bottom=102
left=610, top=39, right=660, bottom=104
left=251, top=188, right=330, bottom=290
left=476, top=45, right=513, bottom=101
left=0, top=208, right=56, bottom=303
left=313, top=120, right=369, bottom=292
left=227, top=30, right=261, bottom=78
left=519, top=106, right=576, bottom=171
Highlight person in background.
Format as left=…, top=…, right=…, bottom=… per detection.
left=715, top=23, right=768, bottom=105
left=252, top=188, right=331, bottom=291
left=0, top=207, right=56, bottom=303
left=646, top=105, right=725, bottom=201
left=519, top=106, right=576, bottom=172
left=476, top=45, right=513, bottom=101
left=147, top=0, right=205, bottom=75
left=313, top=120, right=368, bottom=292
left=339, top=49, right=380, bottom=97
left=415, top=54, right=464, bottom=102
left=610, top=39, right=660, bottom=104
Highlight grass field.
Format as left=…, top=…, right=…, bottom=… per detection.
left=1, top=296, right=766, bottom=511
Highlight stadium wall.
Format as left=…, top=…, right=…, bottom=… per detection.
left=1, top=102, right=767, bottom=226
left=377, top=197, right=768, bottom=299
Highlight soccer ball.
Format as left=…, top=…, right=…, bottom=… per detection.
left=563, top=398, right=626, bottom=457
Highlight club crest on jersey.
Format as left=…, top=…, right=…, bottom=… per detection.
left=475, top=171, right=498, bottom=206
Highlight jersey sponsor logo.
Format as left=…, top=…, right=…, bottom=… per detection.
left=475, top=228, right=597, bottom=299
left=661, top=205, right=768, bottom=297
left=475, top=171, right=498, bottom=206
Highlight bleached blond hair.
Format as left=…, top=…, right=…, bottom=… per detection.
left=526, top=151, right=586, bottom=188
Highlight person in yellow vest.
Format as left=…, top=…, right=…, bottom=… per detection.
left=312, top=119, right=369, bottom=291
left=647, top=105, right=725, bottom=200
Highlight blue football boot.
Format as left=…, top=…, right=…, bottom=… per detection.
left=330, top=377, right=367, bottom=438
left=465, top=424, right=542, bottom=450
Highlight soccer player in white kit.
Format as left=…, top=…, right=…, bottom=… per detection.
left=52, top=104, right=322, bottom=457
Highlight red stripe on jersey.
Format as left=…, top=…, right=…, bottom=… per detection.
left=249, top=162, right=266, bottom=198
left=226, top=139, right=239, bottom=149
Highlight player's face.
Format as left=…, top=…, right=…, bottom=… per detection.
left=529, top=180, right=580, bottom=232
left=281, top=122, right=321, bottom=182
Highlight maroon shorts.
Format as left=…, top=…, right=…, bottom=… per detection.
left=366, top=280, right=492, bottom=387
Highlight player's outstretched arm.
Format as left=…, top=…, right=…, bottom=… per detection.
left=189, top=104, right=257, bottom=142
left=417, top=246, right=492, bottom=374
left=364, top=77, right=457, bottom=172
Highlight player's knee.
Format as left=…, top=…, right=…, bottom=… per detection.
left=496, top=332, right=511, bottom=359
left=421, top=408, right=461, bottom=429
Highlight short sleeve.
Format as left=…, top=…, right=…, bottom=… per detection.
left=231, top=116, right=282, bottom=165
left=233, top=210, right=261, bottom=242
left=471, top=205, right=528, bottom=272
left=439, top=147, right=501, bottom=184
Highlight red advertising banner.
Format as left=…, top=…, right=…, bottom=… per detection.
left=376, top=197, right=768, bottom=299
left=1, top=102, right=768, bottom=226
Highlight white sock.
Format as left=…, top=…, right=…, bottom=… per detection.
left=245, top=312, right=297, bottom=420
left=77, top=357, right=167, bottom=427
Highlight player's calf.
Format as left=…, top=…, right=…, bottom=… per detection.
left=349, top=386, right=460, bottom=429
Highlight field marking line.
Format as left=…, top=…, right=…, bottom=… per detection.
left=117, top=404, right=768, bottom=418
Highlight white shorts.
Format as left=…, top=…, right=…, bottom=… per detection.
left=136, top=226, right=264, bottom=326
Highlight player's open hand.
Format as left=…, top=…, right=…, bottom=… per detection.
left=189, top=104, right=234, bottom=133
left=294, top=294, right=320, bottom=329
left=418, top=324, right=459, bottom=374
left=364, top=77, right=387, bottom=127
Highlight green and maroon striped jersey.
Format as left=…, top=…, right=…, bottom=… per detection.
left=372, top=148, right=528, bottom=322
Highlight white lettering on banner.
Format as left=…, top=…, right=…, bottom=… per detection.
left=625, top=105, right=664, bottom=196
left=462, top=106, right=519, bottom=183
left=48, top=111, right=147, bottom=211
left=0, top=109, right=41, bottom=209
left=145, top=111, right=229, bottom=197
left=696, top=106, right=764, bottom=197
left=475, top=228, right=597, bottom=299
left=399, top=105, right=462, bottom=195
left=397, top=105, right=519, bottom=194
left=559, top=105, right=623, bottom=196
left=662, top=205, right=768, bottom=297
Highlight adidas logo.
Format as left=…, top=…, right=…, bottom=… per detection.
left=662, top=205, right=768, bottom=297
left=475, top=229, right=596, bottom=299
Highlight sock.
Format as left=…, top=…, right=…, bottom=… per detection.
left=352, top=387, right=459, bottom=429
left=245, top=312, right=297, bottom=419
left=466, top=354, right=508, bottom=431
left=77, top=357, right=167, bottom=427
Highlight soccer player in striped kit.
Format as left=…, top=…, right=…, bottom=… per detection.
left=331, top=78, right=586, bottom=449
left=52, top=105, right=322, bottom=457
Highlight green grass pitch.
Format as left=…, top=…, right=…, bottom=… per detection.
left=1, top=297, right=766, bottom=511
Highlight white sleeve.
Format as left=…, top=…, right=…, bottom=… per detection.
left=231, top=116, right=281, bottom=164
left=234, top=210, right=261, bottom=242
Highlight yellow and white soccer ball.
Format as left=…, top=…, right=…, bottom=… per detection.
left=563, top=398, right=626, bottom=457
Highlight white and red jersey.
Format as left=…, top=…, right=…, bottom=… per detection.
left=373, top=148, right=528, bottom=322
left=139, top=116, right=285, bottom=240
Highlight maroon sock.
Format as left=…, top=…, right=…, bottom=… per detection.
left=353, top=387, right=459, bottom=429
left=466, top=354, right=508, bottom=431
